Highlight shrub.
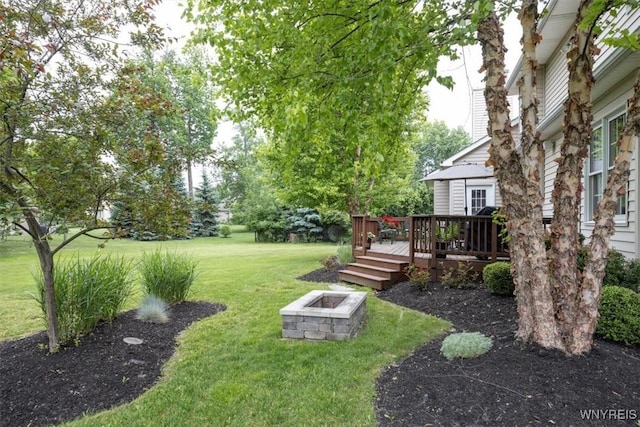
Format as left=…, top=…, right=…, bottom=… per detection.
left=220, top=224, right=232, bottom=238
left=624, top=259, right=640, bottom=293
left=320, top=209, right=350, bottom=243
left=320, top=255, right=339, bottom=271
left=596, top=286, right=640, bottom=345
left=604, top=249, right=627, bottom=288
left=483, top=262, right=514, bottom=296
left=33, top=255, right=134, bottom=345
left=136, top=295, right=170, bottom=323
left=285, top=207, right=323, bottom=242
left=440, top=332, right=493, bottom=360
left=577, top=245, right=589, bottom=272
left=335, top=244, right=354, bottom=265
left=441, top=261, right=480, bottom=289
left=139, top=250, right=198, bottom=303
left=406, top=264, right=430, bottom=290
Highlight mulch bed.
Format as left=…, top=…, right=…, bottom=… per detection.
left=374, top=280, right=640, bottom=426
left=0, top=301, right=225, bottom=427
left=2, top=268, right=639, bottom=427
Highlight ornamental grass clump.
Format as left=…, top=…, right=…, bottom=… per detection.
left=136, top=295, right=170, bottom=323
left=336, top=244, right=354, bottom=265
left=139, top=249, right=198, bottom=303
left=440, top=332, right=493, bottom=361
left=33, top=255, right=134, bottom=344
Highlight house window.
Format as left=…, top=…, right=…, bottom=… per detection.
left=586, top=111, right=627, bottom=221
left=466, top=185, right=495, bottom=215
left=589, top=126, right=603, bottom=215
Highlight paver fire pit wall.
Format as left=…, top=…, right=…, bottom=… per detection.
left=279, top=290, right=367, bottom=340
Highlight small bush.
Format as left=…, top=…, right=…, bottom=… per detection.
left=441, top=261, right=480, bottom=289
left=406, top=264, right=430, bottom=290
left=440, top=332, right=493, bottom=360
left=139, top=250, right=198, bottom=303
left=624, top=259, right=640, bottom=293
left=220, top=224, right=232, bottom=238
left=136, top=295, right=170, bottom=323
left=33, top=255, right=134, bottom=345
left=483, top=262, right=514, bottom=296
left=320, top=255, right=339, bottom=271
left=596, top=286, right=640, bottom=345
left=335, top=244, right=354, bottom=265
left=604, top=249, right=627, bottom=287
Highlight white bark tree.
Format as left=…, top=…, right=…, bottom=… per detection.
left=479, top=0, right=640, bottom=354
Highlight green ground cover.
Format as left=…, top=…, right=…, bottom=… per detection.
left=0, top=227, right=449, bottom=426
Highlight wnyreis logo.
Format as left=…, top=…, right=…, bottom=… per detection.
left=579, top=409, right=637, bottom=421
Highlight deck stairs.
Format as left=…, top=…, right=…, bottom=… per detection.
left=338, top=255, right=408, bottom=290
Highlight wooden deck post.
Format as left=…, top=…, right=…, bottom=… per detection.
left=430, top=215, right=438, bottom=281
left=363, top=215, right=369, bottom=255
left=408, top=216, right=415, bottom=265
left=491, top=220, right=498, bottom=261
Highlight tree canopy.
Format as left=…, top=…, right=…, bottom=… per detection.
left=0, top=0, right=176, bottom=351
left=185, top=0, right=475, bottom=214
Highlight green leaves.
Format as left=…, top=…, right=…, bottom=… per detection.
left=186, top=0, right=476, bottom=213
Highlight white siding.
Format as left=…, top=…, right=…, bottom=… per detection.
left=542, top=135, right=561, bottom=217
left=433, top=181, right=450, bottom=214
left=471, top=89, right=488, bottom=142
left=542, top=35, right=570, bottom=119
left=537, top=66, right=546, bottom=120
left=595, top=7, right=640, bottom=71
left=580, top=78, right=637, bottom=258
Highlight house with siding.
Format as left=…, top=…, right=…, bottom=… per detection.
left=509, top=0, right=640, bottom=258
left=429, top=0, right=640, bottom=258
left=424, top=110, right=516, bottom=216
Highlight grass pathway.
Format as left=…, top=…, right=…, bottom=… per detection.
left=0, top=227, right=449, bottom=426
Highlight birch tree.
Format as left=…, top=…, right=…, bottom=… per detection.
left=479, top=0, right=640, bottom=354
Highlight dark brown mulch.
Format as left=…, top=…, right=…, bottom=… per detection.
left=302, top=268, right=640, bottom=426
left=0, top=301, right=225, bottom=427
left=375, top=281, right=640, bottom=426
left=3, top=267, right=639, bottom=427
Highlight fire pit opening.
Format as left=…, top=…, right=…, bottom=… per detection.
left=306, top=295, right=346, bottom=309
left=280, top=290, right=367, bottom=341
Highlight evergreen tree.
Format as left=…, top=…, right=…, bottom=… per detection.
left=192, top=171, right=220, bottom=237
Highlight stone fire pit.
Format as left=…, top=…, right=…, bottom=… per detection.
left=280, top=290, right=367, bottom=341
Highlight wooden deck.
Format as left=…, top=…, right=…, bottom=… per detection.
left=340, top=214, right=513, bottom=289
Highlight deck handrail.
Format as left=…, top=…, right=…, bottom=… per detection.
left=351, top=214, right=554, bottom=265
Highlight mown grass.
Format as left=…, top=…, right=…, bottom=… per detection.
left=0, top=226, right=450, bottom=426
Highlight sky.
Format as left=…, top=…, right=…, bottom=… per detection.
left=154, top=1, right=522, bottom=140
left=424, top=13, right=522, bottom=135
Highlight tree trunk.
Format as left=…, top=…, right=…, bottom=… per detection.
left=479, top=3, right=562, bottom=351
left=23, top=209, right=59, bottom=352
left=480, top=0, right=640, bottom=355
left=548, top=0, right=599, bottom=354
left=187, top=158, right=194, bottom=199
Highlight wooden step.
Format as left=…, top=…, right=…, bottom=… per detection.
left=347, top=263, right=398, bottom=279
left=355, top=255, right=409, bottom=271
left=338, top=256, right=408, bottom=290
left=338, top=269, right=391, bottom=290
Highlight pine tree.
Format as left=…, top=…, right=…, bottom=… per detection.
left=192, top=171, right=220, bottom=237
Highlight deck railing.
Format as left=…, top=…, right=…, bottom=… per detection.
left=351, top=214, right=510, bottom=264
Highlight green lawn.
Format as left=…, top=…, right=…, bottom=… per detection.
left=0, top=227, right=449, bottom=426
